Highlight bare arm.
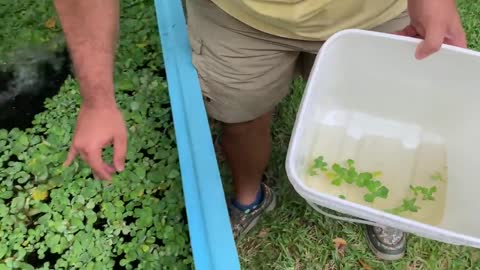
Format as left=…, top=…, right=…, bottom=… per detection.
left=54, top=0, right=119, bottom=108
left=54, top=0, right=127, bottom=180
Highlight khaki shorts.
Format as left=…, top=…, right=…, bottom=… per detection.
left=186, top=0, right=410, bottom=123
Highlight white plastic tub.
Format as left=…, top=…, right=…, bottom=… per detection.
left=286, top=29, right=480, bottom=248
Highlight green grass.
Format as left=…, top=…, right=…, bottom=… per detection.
left=235, top=1, right=480, bottom=269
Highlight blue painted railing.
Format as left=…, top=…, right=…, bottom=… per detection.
left=153, top=1, right=241, bottom=269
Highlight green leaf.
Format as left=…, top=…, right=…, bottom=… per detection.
left=37, top=213, right=52, bottom=225
left=85, top=210, right=98, bottom=225
left=346, top=159, right=354, bottom=168
left=17, top=263, right=34, bottom=270
left=345, top=169, right=357, bottom=184
left=403, top=198, right=420, bottom=212
left=46, top=234, right=60, bottom=249
left=135, top=207, right=153, bottom=227
left=0, top=204, right=8, bottom=217
left=86, top=201, right=96, bottom=209
left=90, top=246, right=102, bottom=257
left=11, top=196, right=25, bottom=211
left=71, top=217, right=84, bottom=229
left=118, top=79, right=134, bottom=91
left=0, top=190, right=14, bottom=199
left=332, top=164, right=343, bottom=175
left=103, top=202, right=116, bottom=220
left=130, top=101, right=140, bottom=111
left=15, top=171, right=30, bottom=184
left=167, top=169, right=180, bottom=179
left=18, top=134, right=29, bottom=147
left=422, top=186, right=437, bottom=200
left=74, top=195, right=85, bottom=205
left=356, top=172, right=372, bottom=187
left=313, top=156, right=328, bottom=171
left=0, top=245, right=8, bottom=259
left=363, top=193, right=375, bottom=203
left=146, top=168, right=164, bottom=184
left=409, top=185, right=421, bottom=196
left=331, top=178, right=342, bottom=186
left=366, top=180, right=381, bottom=193
left=375, top=186, right=389, bottom=199
left=410, top=185, right=437, bottom=200
left=431, top=172, right=445, bottom=182
left=0, top=130, right=7, bottom=140
left=134, top=166, right=147, bottom=179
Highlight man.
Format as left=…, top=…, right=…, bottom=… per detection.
left=54, top=0, right=466, bottom=261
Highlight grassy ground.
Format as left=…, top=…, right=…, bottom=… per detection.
left=234, top=1, right=480, bottom=269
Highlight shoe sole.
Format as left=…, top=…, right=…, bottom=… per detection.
left=240, top=191, right=277, bottom=237
left=363, top=228, right=405, bottom=261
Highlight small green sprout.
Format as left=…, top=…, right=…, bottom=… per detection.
left=331, top=178, right=343, bottom=186
left=431, top=171, right=446, bottom=182
left=308, top=156, right=389, bottom=203
left=309, top=156, right=444, bottom=217
left=356, top=172, right=372, bottom=187
left=363, top=193, right=375, bottom=203
left=366, top=180, right=382, bottom=193
left=346, top=159, right=354, bottom=168
left=363, top=186, right=389, bottom=203
left=308, top=156, right=329, bottom=176
left=386, top=198, right=420, bottom=215
left=314, top=156, right=328, bottom=171
left=410, top=185, right=437, bottom=201
left=402, top=198, right=420, bottom=212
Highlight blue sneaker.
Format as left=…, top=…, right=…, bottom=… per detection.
left=228, top=183, right=276, bottom=239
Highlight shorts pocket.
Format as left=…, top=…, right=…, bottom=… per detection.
left=188, top=31, right=203, bottom=55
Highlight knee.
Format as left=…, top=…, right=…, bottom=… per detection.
left=222, top=112, right=272, bottom=136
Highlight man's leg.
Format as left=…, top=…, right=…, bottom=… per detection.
left=222, top=112, right=272, bottom=205
left=186, top=0, right=300, bottom=238
left=221, top=112, right=278, bottom=238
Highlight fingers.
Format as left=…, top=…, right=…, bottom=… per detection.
left=64, top=140, right=124, bottom=180
left=93, top=164, right=116, bottom=180
left=64, top=147, right=77, bottom=166
left=415, top=23, right=445, bottom=60
left=105, top=163, right=116, bottom=174
left=446, top=26, right=467, bottom=48
left=66, top=143, right=115, bottom=180
left=113, top=132, right=127, bottom=172
left=447, top=35, right=467, bottom=48
left=394, top=25, right=418, bottom=37
left=83, top=147, right=113, bottom=181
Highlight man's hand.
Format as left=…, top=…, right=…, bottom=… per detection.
left=54, top=0, right=123, bottom=180
left=64, top=104, right=127, bottom=181
left=397, top=0, right=467, bottom=59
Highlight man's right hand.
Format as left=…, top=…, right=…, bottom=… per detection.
left=64, top=103, right=127, bottom=181
left=54, top=0, right=122, bottom=180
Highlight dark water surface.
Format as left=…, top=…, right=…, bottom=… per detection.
left=0, top=45, right=71, bottom=130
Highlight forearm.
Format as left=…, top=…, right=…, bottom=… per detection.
left=54, top=0, right=119, bottom=108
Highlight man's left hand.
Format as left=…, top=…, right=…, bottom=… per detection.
left=396, top=0, right=467, bottom=59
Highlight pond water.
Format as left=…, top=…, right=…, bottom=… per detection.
left=0, top=46, right=71, bottom=130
